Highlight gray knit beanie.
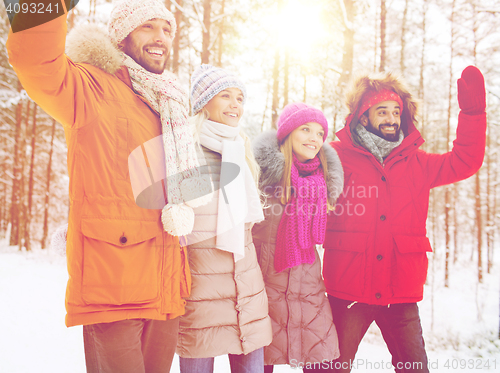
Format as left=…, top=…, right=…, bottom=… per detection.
left=190, top=64, right=247, bottom=115
left=108, top=0, right=177, bottom=47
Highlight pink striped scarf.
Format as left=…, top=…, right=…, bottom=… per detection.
left=274, top=154, right=328, bottom=272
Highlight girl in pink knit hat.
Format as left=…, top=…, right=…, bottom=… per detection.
left=252, top=103, right=344, bottom=372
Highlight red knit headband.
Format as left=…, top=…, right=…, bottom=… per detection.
left=357, top=89, right=404, bottom=119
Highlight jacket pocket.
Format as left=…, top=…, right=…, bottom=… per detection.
left=81, top=218, right=160, bottom=305
left=391, top=235, right=432, bottom=298
left=323, top=231, right=368, bottom=297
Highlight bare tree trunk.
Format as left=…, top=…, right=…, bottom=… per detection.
left=24, top=104, right=37, bottom=252
left=172, top=0, right=182, bottom=73
left=271, top=49, right=280, bottom=128
left=418, top=0, right=428, bottom=147
left=283, top=48, right=289, bottom=107
left=430, top=248, right=435, bottom=331
left=470, top=2, right=483, bottom=284
left=89, top=0, right=98, bottom=20
left=336, top=1, right=355, bottom=99
left=0, top=122, right=6, bottom=234
left=261, top=78, right=271, bottom=132
left=444, top=0, right=456, bottom=288
left=431, top=188, right=437, bottom=249
left=495, top=164, right=499, bottom=339
left=201, top=0, right=212, bottom=64
left=303, top=72, right=307, bottom=102
left=453, top=183, right=459, bottom=264
left=68, top=1, right=76, bottom=28
left=216, top=0, right=225, bottom=66
left=89, top=0, right=94, bottom=17
left=164, top=0, right=172, bottom=71
left=41, top=119, right=57, bottom=250
left=331, top=0, right=355, bottom=135
left=271, top=0, right=284, bottom=127
left=476, top=171, right=483, bottom=283
left=9, top=82, right=24, bottom=247
left=379, top=0, right=386, bottom=72
left=373, top=3, right=379, bottom=72
left=339, top=0, right=354, bottom=87
left=486, top=132, right=492, bottom=273
left=444, top=184, right=450, bottom=287
left=492, top=165, right=498, bottom=269
left=400, top=0, right=409, bottom=73
left=17, top=101, right=30, bottom=251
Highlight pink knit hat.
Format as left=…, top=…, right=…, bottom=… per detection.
left=276, top=103, right=329, bottom=143
left=108, top=0, right=177, bottom=47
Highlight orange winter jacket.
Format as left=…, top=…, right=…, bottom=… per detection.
left=7, top=14, right=191, bottom=327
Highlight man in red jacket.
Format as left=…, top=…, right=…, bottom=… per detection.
left=323, top=66, right=486, bottom=372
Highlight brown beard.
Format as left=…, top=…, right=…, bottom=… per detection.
left=366, top=121, right=401, bottom=142
left=121, top=39, right=169, bottom=75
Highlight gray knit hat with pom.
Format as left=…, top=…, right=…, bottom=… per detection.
left=190, top=64, right=247, bottom=115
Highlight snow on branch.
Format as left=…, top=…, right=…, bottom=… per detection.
left=190, top=0, right=208, bottom=34
left=337, top=0, right=353, bottom=31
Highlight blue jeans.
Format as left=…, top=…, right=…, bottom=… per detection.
left=179, top=347, right=264, bottom=373
left=328, top=296, right=429, bottom=373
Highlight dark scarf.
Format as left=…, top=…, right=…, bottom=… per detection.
left=353, top=124, right=404, bottom=164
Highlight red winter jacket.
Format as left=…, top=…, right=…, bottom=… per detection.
left=324, top=111, right=486, bottom=305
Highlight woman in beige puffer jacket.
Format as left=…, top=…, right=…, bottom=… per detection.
left=252, top=103, right=344, bottom=372
left=177, top=64, right=272, bottom=373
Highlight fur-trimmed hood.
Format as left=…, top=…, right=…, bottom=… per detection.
left=345, top=71, right=419, bottom=136
left=66, top=23, right=123, bottom=75
left=65, top=22, right=179, bottom=91
left=253, top=130, right=344, bottom=205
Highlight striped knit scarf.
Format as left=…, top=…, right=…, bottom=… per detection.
left=274, top=154, right=328, bottom=273
left=123, top=54, right=210, bottom=236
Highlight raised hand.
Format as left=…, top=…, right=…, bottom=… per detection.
left=457, top=66, right=486, bottom=115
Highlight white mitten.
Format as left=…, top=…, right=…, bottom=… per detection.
left=161, top=203, right=195, bottom=236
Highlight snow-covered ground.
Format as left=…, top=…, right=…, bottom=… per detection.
left=0, top=241, right=499, bottom=373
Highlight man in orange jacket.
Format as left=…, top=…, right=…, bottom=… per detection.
left=7, top=1, right=199, bottom=371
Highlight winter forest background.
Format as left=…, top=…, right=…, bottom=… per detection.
left=0, top=0, right=500, bottom=371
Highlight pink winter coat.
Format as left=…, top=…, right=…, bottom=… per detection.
left=252, top=131, right=343, bottom=365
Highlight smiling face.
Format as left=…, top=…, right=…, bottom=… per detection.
left=360, top=100, right=401, bottom=142
left=203, top=88, right=244, bottom=127
left=289, top=122, right=325, bottom=163
left=119, top=18, right=172, bottom=75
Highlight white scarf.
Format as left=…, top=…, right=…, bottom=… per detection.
left=123, top=54, right=210, bottom=236
left=198, top=120, right=264, bottom=261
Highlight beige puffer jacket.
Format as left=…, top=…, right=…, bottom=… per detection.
left=252, top=131, right=343, bottom=366
left=177, top=147, right=272, bottom=358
